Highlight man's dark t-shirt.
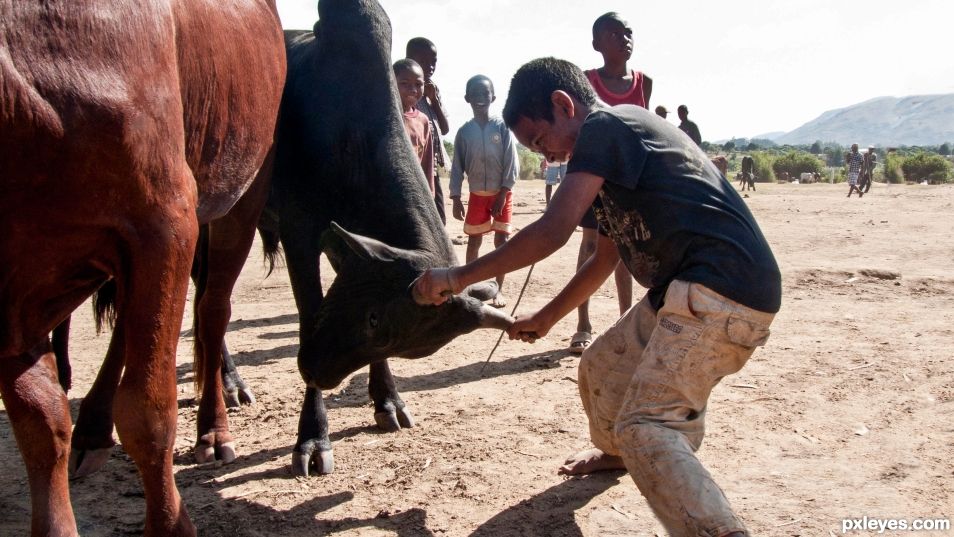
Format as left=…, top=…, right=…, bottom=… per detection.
left=566, top=105, right=781, bottom=313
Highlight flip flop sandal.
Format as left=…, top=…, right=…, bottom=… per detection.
left=568, top=331, right=592, bottom=354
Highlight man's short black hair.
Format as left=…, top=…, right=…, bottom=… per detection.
left=465, top=74, right=494, bottom=97
left=406, top=37, right=435, bottom=56
left=592, top=12, right=624, bottom=38
left=502, top=57, right=597, bottom=128
left=393, top=58, right=422, bottom=77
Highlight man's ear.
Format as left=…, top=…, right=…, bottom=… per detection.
left=551, top=90, right=576, bottom=119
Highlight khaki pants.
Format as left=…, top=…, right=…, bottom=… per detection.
left=579, top=280, right=775, bottom=536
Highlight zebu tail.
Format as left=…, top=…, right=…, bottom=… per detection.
left=92, top=279, right=118, bottom=334
left=258, top=202, right=283, bottom=276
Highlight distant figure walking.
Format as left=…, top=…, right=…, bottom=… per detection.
left=677, top=104, right=702, bottom=146
left=860, top=146, right=877, bottom=193
left=846, top=143, right=864, bottom=198
left=654, top=105, right=668, bottom=118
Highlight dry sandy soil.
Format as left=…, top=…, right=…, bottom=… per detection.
left=2, top=180, right=952, bottom=536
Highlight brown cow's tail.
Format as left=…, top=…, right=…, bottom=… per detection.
left=258, top=203, right=283, bottom=277
left=92, top=279, right=118, bottom=334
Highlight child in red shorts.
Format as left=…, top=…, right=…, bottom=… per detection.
left=449, top=75, right=519, bottom=307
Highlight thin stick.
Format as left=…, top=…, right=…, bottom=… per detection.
left=481, top=263, right=535, bottom=375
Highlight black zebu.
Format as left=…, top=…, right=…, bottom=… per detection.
left=271, top=0, right=511, bottom=475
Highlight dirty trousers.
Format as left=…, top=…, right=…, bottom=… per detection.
left=578, top=280, right=775, bottom=536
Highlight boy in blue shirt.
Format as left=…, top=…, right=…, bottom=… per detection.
left=449, top=75, right=519, bottom=307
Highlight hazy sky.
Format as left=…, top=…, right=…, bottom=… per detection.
left=277, top=0, right=954, bottom=142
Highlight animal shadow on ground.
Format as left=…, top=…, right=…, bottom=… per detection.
left=332, top=350, right=572, bottom=409
left=179, top=312, right=299, bottom=338
left=470, top=472, right=624, bottom=537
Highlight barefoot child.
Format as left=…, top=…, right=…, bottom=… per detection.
left=449, top=75, right=519, bottom=307
left=393, top=59, right=435, bottom=196
left=414, top=58, right=781, bottom=537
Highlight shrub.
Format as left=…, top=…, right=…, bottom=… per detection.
left=516, top=144, right=541, bottom=180
left=750, top=151, right=775, bottom=182
left=884, top=153, right=904, bottom=184
left=772, top=150, right=825, bottom=179
left=901, top=152, right=952, bottom=183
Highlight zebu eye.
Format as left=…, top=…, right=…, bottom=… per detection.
left=369, top=312, right=379, bottom=328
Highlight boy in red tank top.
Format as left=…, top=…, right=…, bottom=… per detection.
left=570, top=12, right=652, bottom=354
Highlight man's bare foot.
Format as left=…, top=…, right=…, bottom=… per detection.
left=558, top=448, right=625, bottom=475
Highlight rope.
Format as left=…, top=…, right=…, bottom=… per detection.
left=480, top=262, right=535, bottom=375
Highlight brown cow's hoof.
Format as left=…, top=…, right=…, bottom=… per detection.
left=292, top=449, right=334, bottom=476
left=69, top=447, right=112, bottom=479
left=374, top=407, right=415, bottom=432
left=195, top=440, right=236, bottom=464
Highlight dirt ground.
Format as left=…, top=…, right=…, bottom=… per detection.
left=2, top=180, right=952, bottom=536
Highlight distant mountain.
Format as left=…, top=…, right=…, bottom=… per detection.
left=771, top=94, right=954, bottom=146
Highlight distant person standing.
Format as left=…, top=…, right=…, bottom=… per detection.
left=846, top=143, right=865, bottom=198
left=449, top=75, right=519, bottom=307
left=544, top=159, right=566, bottom=206
left=654, top=105, right=668, bottom=118
left=570, top=11, right=649, bottom=353
left=407, top=37, right=451, bottom=224
left=677, top=104, right=702, bottom=146
left=861, top=146, right=877, bottom=193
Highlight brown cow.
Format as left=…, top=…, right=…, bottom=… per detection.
left=0, top=1, right=285, bottom=535
left=710, top=155, right=729, bottom=177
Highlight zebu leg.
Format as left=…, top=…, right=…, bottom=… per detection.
left=69, top=326, right=124, bottom=478
left=51, top=317, right=72, bottom=392
left=292, top=387, right=334, bottom=476
left=0, top=344, right=77, bottom=537
left=282, top=218, right=334, bottom=476
left=193, top=167, right=270, bottom=463
left=369, top=359, right=414, bottom=431
left=111, top=216, right=196, bottom=536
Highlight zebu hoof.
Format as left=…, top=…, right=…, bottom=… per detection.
left=69, top=447, right=112, bottom=479
left=223, top=371, right=256, bottom=408
left=374, top=406, right=415, bottom=432
left=195, top=434, right=237, bottom=464
left=224, top=386, right=256, bottom=408
left=292, top=448, right=334, bottom=476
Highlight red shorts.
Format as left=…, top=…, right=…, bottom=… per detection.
left=464, top=191, right=512, bottom=235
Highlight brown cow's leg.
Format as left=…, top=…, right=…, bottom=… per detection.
left=69, top=323, right=125, bottom=478
left=369, top=359, right=414, bottom=432
left=111, top=218, right=196, bottom=536
left=193, top=162, right=271, bottom=463
left=0, top=343, right=78, bottom=537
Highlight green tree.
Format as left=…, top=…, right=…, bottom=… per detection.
left=771, top=150, right=824, bottom=178
left=750, top=151, right=776, bottom=182
left=810, top=141, right=822, bottom=154
left=883, top=153, right=904, bottom=184
left=722, top=140, right=736, bottom=152
left=516, top=144, right=541, bottom=180
left=746, top=142, right=759, bottom=151
left=900, top=152, right=953, bottom=183
left=939, top=142, right=952, bottom=156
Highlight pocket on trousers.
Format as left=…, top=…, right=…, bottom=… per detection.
left=726, top=315, right=771, bottom=348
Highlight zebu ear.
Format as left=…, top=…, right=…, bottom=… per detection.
left=321, top=222, right=411, bottom=269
